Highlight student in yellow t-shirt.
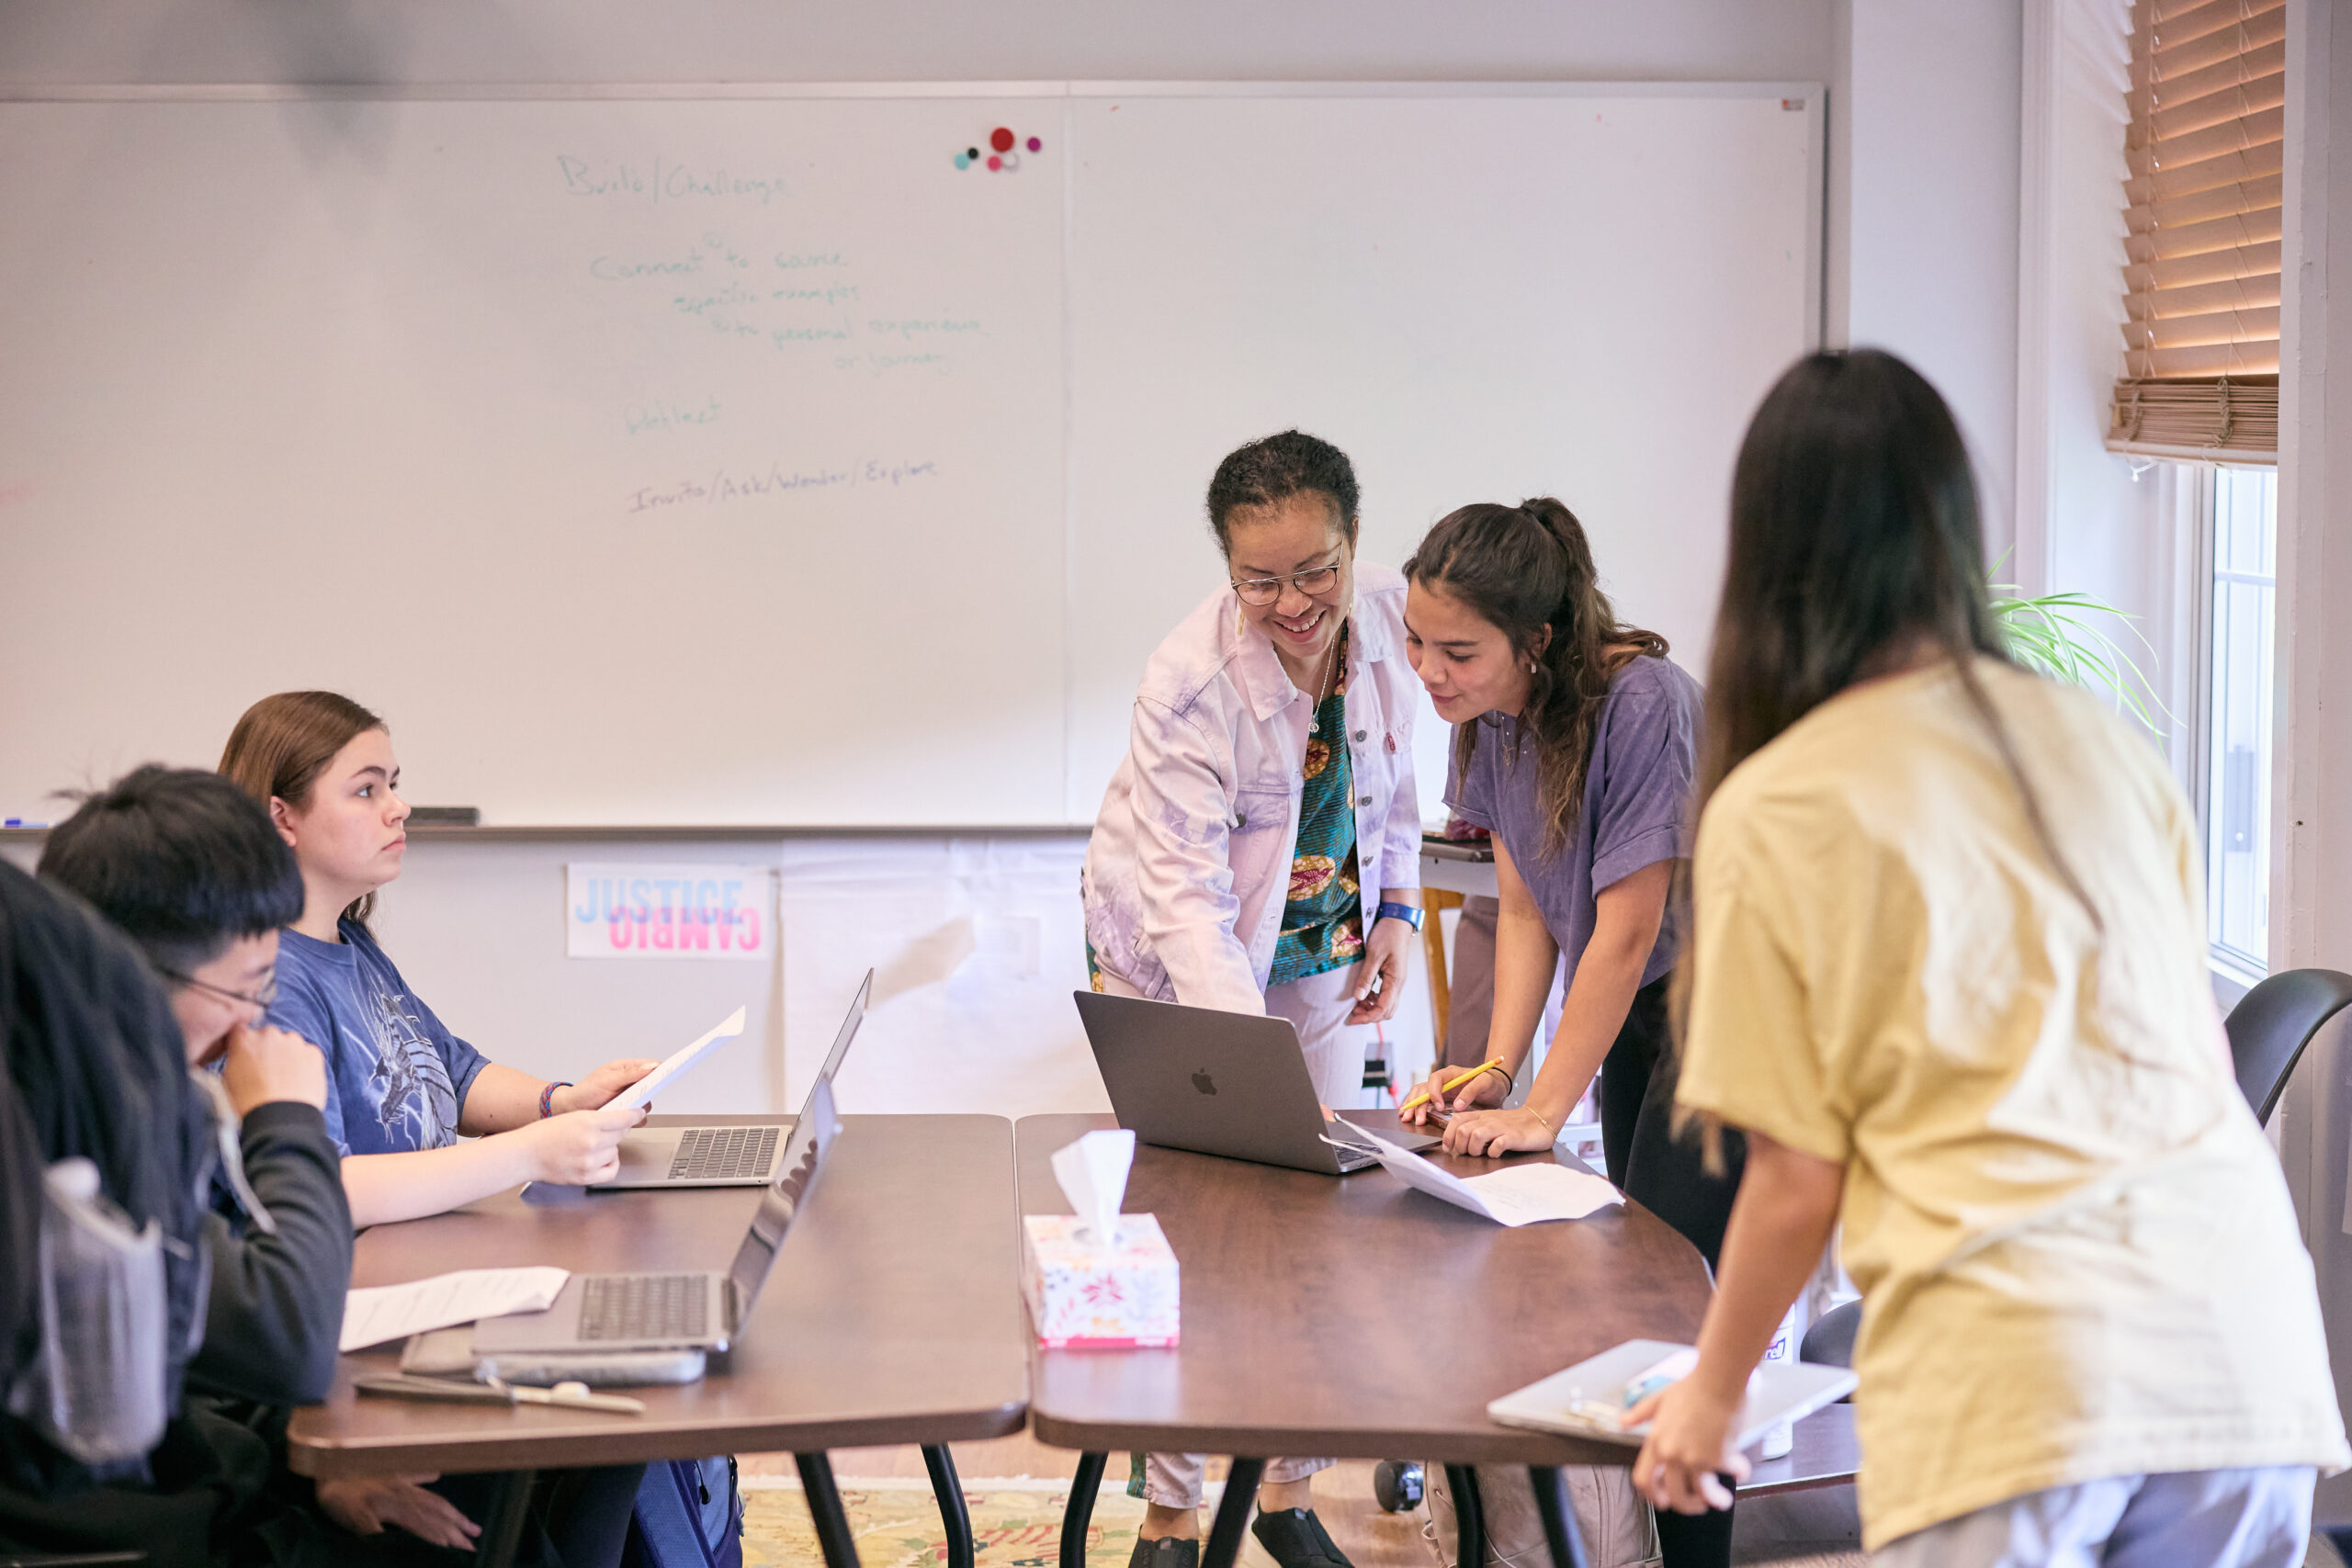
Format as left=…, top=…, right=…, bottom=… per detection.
left=1628, top=348, right=2347, bottom=1566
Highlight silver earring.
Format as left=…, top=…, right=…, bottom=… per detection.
left=1527, top=660, right=1539, bottom=673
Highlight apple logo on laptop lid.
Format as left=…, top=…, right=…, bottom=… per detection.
left=1192, top=1070, right=1217, bottom=1096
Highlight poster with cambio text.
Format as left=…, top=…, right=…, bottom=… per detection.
left=567, top=863, right=774, bottom=960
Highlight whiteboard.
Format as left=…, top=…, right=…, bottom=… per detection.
left=1067, top=89, right=1820, bottom=823
left=0, top=85, right=1818, bottom=826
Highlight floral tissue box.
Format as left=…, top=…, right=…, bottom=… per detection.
left=1021, top=1213, right=1181, bottom=1348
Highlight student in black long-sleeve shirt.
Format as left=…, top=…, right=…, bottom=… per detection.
left=41, top=766, right=480, bottom=1552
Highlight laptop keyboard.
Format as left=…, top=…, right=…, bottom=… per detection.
left=578, top=1274, right=708, bottom=1342
left=668, top=1125, right=780, bottom=1181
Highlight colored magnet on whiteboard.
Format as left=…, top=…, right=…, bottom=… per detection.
left=990, top=127, right=1014, bottom=152
left=999, top=151, right=1020, bottom=171
left=987, top=154, right=1001, bottom=171
left=967, top=147, right=979, bottom=160
left=954, top=152, right=971, bottom=169
left=1027, top=135, right=1042, bottom=152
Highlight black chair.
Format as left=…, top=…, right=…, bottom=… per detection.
left=1799, top=1298, right=1860, bottom=1373
left=1799, top=967, right=2352, bottom=1380
left=2224, top=967, right=2352, bottom=1124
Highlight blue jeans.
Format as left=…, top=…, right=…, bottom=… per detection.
left=1871, top=1466, right=2317, bottom=1568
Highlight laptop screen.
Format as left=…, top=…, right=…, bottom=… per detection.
left=722, top=971, right=867, bottom=1315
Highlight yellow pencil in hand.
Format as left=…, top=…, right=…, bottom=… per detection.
left=1399, top=1057, right=1505, bottom=1114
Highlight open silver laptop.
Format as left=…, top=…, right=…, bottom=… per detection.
left=472, top=975, right=865, bottom=1358
left=597, top=980, right=864, bottom=1189
left=1072, top=989, right=1440, bottom=1175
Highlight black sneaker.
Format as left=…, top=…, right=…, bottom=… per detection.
left=1250, top=1507, right=1354, bottom=1568
left=1126, top=1537, right=1200, bottom=1568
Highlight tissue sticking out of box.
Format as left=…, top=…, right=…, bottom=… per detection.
left=1023, top=1128, right=1180, bottom=1348
left=1052, top=1128, right=1134, bottom=1247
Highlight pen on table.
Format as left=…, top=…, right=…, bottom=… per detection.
left=1399, top=1057, right=1504, bottom=1114
left=356, top=1374, right=647, bottom=1415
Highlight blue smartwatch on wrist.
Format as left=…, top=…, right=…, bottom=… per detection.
left=1374, top=900, right=1424, bottom=931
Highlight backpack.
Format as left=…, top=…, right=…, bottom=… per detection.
left=1424, top=1461, right=1658, bottom=1568
left=623, top=1456, right=743, bottom=1568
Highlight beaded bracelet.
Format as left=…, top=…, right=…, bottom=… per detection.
left=539, top=1080, right=573, bottom=1119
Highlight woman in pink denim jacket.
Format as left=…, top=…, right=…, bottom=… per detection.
left=1080, top=430, right=1423, bottom=1568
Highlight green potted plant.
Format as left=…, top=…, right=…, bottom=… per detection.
left=1987, top=564, right=2167, bottom=734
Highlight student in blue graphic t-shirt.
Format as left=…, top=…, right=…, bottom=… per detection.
left=224, top=689, right=654, bottom=1568
left=224, top=690, right=661, bottom=1230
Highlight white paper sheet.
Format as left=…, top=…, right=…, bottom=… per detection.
left=612, top=1005, right=748, bottom=1112
left=1335, top=1134, right=1623, bottom=1226
left=341, top=1266, right=571, bottom=1352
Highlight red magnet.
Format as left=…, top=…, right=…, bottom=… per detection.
left=990, top=127, right=1014, bottom=152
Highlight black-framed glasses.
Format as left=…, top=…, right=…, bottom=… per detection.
left=160, top=968, right=278, bottom=1013
left=1231, top=560, right=1342, bottom=606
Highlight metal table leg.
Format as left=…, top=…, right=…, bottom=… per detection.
left=923, top=1444, right=976, bottom=1568
left=1443, top=1465, right=1486, bottom=1568
left=1201, top=1458, right=1266, bottom=1568
left=472, top=1468, right=536, bottom=1568
left=1526, top=1467, right=1591, bottom=1568
left=797, top=1451, right=864, bottom=1568
left=1059, top=1451, right=1108, bottom=1568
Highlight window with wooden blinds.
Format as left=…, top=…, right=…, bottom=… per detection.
left=2109, top=0, right=2282, bottom=458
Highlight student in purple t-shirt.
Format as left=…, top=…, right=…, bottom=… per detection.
left=1392, top=505, right=1749, bottom=1222
left=1398, top=499, right=1744, bottom=1255
left=1397, top=499, right=1744, bottom=1568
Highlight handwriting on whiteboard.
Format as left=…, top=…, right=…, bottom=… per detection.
left=557, top=154, right=794, bottom=207
left=625, top=457, right=938, bottom=516
left=583, top=230, right=986, bottom=372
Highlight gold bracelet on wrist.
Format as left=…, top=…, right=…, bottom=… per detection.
left=1526, top=1106, right=1555, bottom=1134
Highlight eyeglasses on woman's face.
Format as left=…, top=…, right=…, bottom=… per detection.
left=1230, top=560, right=1342, bottom=606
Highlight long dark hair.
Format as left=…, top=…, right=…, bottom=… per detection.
left=219, top=691, right=389, bottom=930
left=0, top=863, right=213, bottom=1495
left=1404, top=498, right=1666, bottom=858
left=1700, top=346, right=2093, bottom=910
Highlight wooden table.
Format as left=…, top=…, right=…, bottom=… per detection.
left=1742, top=1403, right=1860, bottom=1497
left=1017, top=1112, right=1717, bottom=1568
left=289, top=1114, right=1027, bottom=1568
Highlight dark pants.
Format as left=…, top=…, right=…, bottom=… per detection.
left=1599, top=973, right=1747, bottom=1269
left=430, top=1466, right=647, bottom=1568
left=1600, top=972, right=1746, bottom=1568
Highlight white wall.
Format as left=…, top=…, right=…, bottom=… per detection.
left=0, top=2, right=1837, bottom=88
left=2015, top=0, right=2192, bottom=756
left=2275, top=0, right=2352, bottom=1522
left=1831, top=0, right=2025, bottom=565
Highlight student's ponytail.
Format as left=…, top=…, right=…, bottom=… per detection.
left=1404, top=498, right=1666, bottom=859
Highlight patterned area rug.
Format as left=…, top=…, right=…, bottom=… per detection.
left=743, top=1477, right=1145, bottom=1568
left=740, top=1473, right=1867, bottom=1568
